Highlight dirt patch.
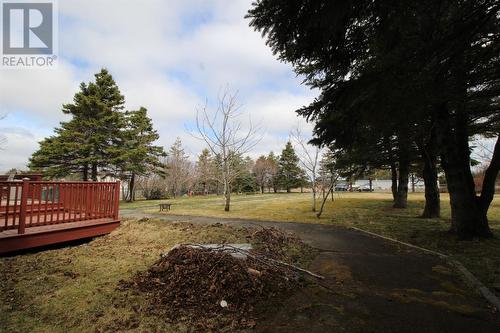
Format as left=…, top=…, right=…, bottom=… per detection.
left=120, top=227, right=316, bottom=332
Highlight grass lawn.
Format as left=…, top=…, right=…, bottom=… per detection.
left=0, top=220, right=259, bottom=333
left=2, top=194, right=499, bottom=332
left=121, top=192, right=500, bottom=293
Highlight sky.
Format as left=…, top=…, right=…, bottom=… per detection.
left=0, top=0, right=318, bottom=172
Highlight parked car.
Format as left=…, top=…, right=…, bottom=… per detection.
left=335, top=184, right=348, bottom=191
left=358, top=184, right=374, bottom=192
left=350, top=185, right=360, bottom=192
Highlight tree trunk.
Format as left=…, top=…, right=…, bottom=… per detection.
left=261, top=185, right=265, bottom=194
left=91, top=163, right=98, bottom=181
left=122, top=185, right=127, bottom=202
left=421, top=160, right=440, bottom=218
left=223, top=157, right=231, bottom=211
left=411, top=174, right=416, bottom=193
left=224, top=189, right=231, bottom=212
left=436, top=102, right=491, bottom=238
left=393, top=153, right=409, bottom=208
left=311, top=186, right=316, bottom=212
left=82, top=165, right=88, bottom=181
left=390, top=162, right=398, bottom=202
left=128, top=173, right=136, bottom=202
left=442, top=155, right=490, bottom=238
left=420, top=130, right=440, bottom=218
left=316, top=183, right=334, bottom=218
left=479, top=136, right=499, bottom=216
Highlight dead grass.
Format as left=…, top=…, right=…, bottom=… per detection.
left=3, top=192, right=499, bottom=332
left=0, top=220, right=257, bottom=333
left=121, top=192, right=500, bottom=293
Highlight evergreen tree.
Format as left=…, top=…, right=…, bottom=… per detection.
left=248, top=0, right=499, bottom=238
left=116, top=107, right=166, bottom=201
left=234, top=172, right=258, bottom=193
left=30, top=69, right=125, bottom=180
left=234, top=156, right=257, bottom=193
left=195, top=148, right=217, bottom=194
left=212, top=153, right=225, bottom=195
left=277, top=142, right=303, bottom=192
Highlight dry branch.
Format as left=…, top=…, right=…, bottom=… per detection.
left=174, top=243, right=324, bottom=280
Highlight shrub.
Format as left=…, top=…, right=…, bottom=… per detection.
left=143, top=187, right=167, bottom=200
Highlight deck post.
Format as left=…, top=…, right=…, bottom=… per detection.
left=113, top=181, right=120, bottom=220
left=18, top=178, right=30, bottom=234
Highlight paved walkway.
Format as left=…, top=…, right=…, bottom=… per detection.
left=121, top=210, right=500, bottom=332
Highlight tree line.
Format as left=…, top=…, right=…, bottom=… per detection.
left=27, top=70, right=331, bottom=209
left=139, top=138, right=312, bottom=200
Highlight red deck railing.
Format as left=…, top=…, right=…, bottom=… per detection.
left=0, top=180, right=120, bottom=234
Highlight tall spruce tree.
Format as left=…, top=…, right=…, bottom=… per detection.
left=277, top=141, right=303, bottom=192
left=30, top=69, right=125, bottom=180
left=195, top=148, right=217, bottom=195
left=234, top=156, right=257, bottom=193
left=115, top=107, right=166, bottom=201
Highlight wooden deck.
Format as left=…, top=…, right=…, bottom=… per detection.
left=0, top=180, right=121, bottom=254
left=0, top=218, right=120, bottom=253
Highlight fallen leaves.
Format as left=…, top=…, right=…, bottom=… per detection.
left=120, top=227, right=310, bottom=332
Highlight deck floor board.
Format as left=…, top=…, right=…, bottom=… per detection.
left=0, top=218, right=120, bottom=253
left=0, top=218, right=117, bottom=238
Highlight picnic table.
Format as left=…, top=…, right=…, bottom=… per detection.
left=159, top=203, right=172, bottom=211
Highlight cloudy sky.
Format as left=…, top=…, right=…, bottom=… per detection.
left=0, top=0, right=318, bottom=172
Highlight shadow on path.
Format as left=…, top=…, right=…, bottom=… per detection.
left=120, top=209, right=500, bottom=332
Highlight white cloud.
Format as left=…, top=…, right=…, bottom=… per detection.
left=0, top=62, right=79, bottom=125
left=245, top=90, right=317, bottom=133
left=0, top=0, right=316, bottom=170
left=0, top=127, right=41, bottom=171
left=122, top=75, right=202, bottom=125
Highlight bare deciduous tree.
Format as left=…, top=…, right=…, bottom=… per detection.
left=166, top=138, right=192, bottom=198
left=253, top=155, right=274, bottom=194
left=316, top=149, right=340, bottom=218
left=194, top=89, right=261, bottom=211
left=137, top=173, right=167, bottom=200
left=291, top=127, right=322, bottom=212
left=473, top=139, right=495, bottom=165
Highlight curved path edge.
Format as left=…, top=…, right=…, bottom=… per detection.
left=349, top=226, right=500, bottom=312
